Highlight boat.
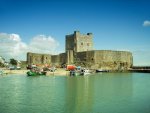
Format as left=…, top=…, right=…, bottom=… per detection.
left=27, top=71, right=46, bottom=76
left=69, top=66, right=92, bottom=76
left=66, top=65, right=76, bottom=71
left=96, top=69, right=109, bottom=73
left=70, top=70, right=80, bottom=76
left=0, top=69, right=3, bottom=75
left=80, top=68, right=91, bottom=76
left=0, top=69, right=8, bottom=75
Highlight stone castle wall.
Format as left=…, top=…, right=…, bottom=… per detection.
left=59, top=53, right=67, bottom=65
left=27, top=52, right=51, bottom=65
left=74, top=51, right=94, bottom=68
left=94, top=50, right=133, bottom=70
left=75, top=50, right=133, bottom=70
left=27, top=52, right=67, bottom=67
left=51, top=55, right=60, bottom=66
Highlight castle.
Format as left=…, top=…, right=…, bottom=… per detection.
left=27, top=31, right=133, bottom=71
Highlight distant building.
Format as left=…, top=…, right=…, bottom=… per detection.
left=27, top=31, right=133, bottom=71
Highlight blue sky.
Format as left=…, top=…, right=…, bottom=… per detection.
left=0, top=0, right=150, bottom=66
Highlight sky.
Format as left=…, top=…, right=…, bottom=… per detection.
left=0, top=0, right=150, bottom=66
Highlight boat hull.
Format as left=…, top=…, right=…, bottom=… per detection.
left=70, top=70, right=80, bottom=76
left=96, top=69, right=109, bottom=73
left=27, top=71, right=46, bottom=76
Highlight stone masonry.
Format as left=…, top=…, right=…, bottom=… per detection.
left=75, top=50, right=133, bottom=70
left=27, top=31, right=133, bottom=70
left=65, top=31, right=93, bottom=52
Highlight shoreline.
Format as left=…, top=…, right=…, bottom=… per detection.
left=2, top=68, right=69, bottom=76
left=2, top=68, right=150, bottom=76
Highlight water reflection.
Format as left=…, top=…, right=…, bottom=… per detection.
left=65, top=73, right=133, bottom=113
left=1, top=73, right=150, bottom=113
left=65, top=76, right=95, bottom=113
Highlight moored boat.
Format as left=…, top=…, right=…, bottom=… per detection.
left=96, top=69, right=109, bottom=73
left=70, top=70, right=80, bottom=76
left=0, top=69, right=3, bottom=75
left=80, top=68, right=91, bottom=76
left=27, top=71, right=46, bottom=76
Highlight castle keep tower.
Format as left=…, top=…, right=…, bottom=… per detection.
left=65, top=31, right=93, bottom=64
left=65, top=31, right=93, bottom=53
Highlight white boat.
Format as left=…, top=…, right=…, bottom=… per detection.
left=96, top=69, right=109, bottom=73
left=80, top=69, right=91, bottom=76
left=0, top=69, right=4, bottom=75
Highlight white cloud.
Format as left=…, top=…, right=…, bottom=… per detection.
left=0, top=33, right=28, bottom=61
left=28, top=35, right=59, bottom=54
left=0, top=33, right=60, bottom=61
left=143, top=20, right=150, bottom=27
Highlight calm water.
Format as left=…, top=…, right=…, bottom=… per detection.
left=0, top=73, right=150, bottom=113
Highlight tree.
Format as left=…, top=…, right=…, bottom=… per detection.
left=10, top=58, right=17, bottom=66
left=0, top=56, right=5, bottom=67
left=0, top=62, right=4, bottom=67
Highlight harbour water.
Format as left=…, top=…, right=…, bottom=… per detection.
left=0, top=73, right=150, bottom=113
